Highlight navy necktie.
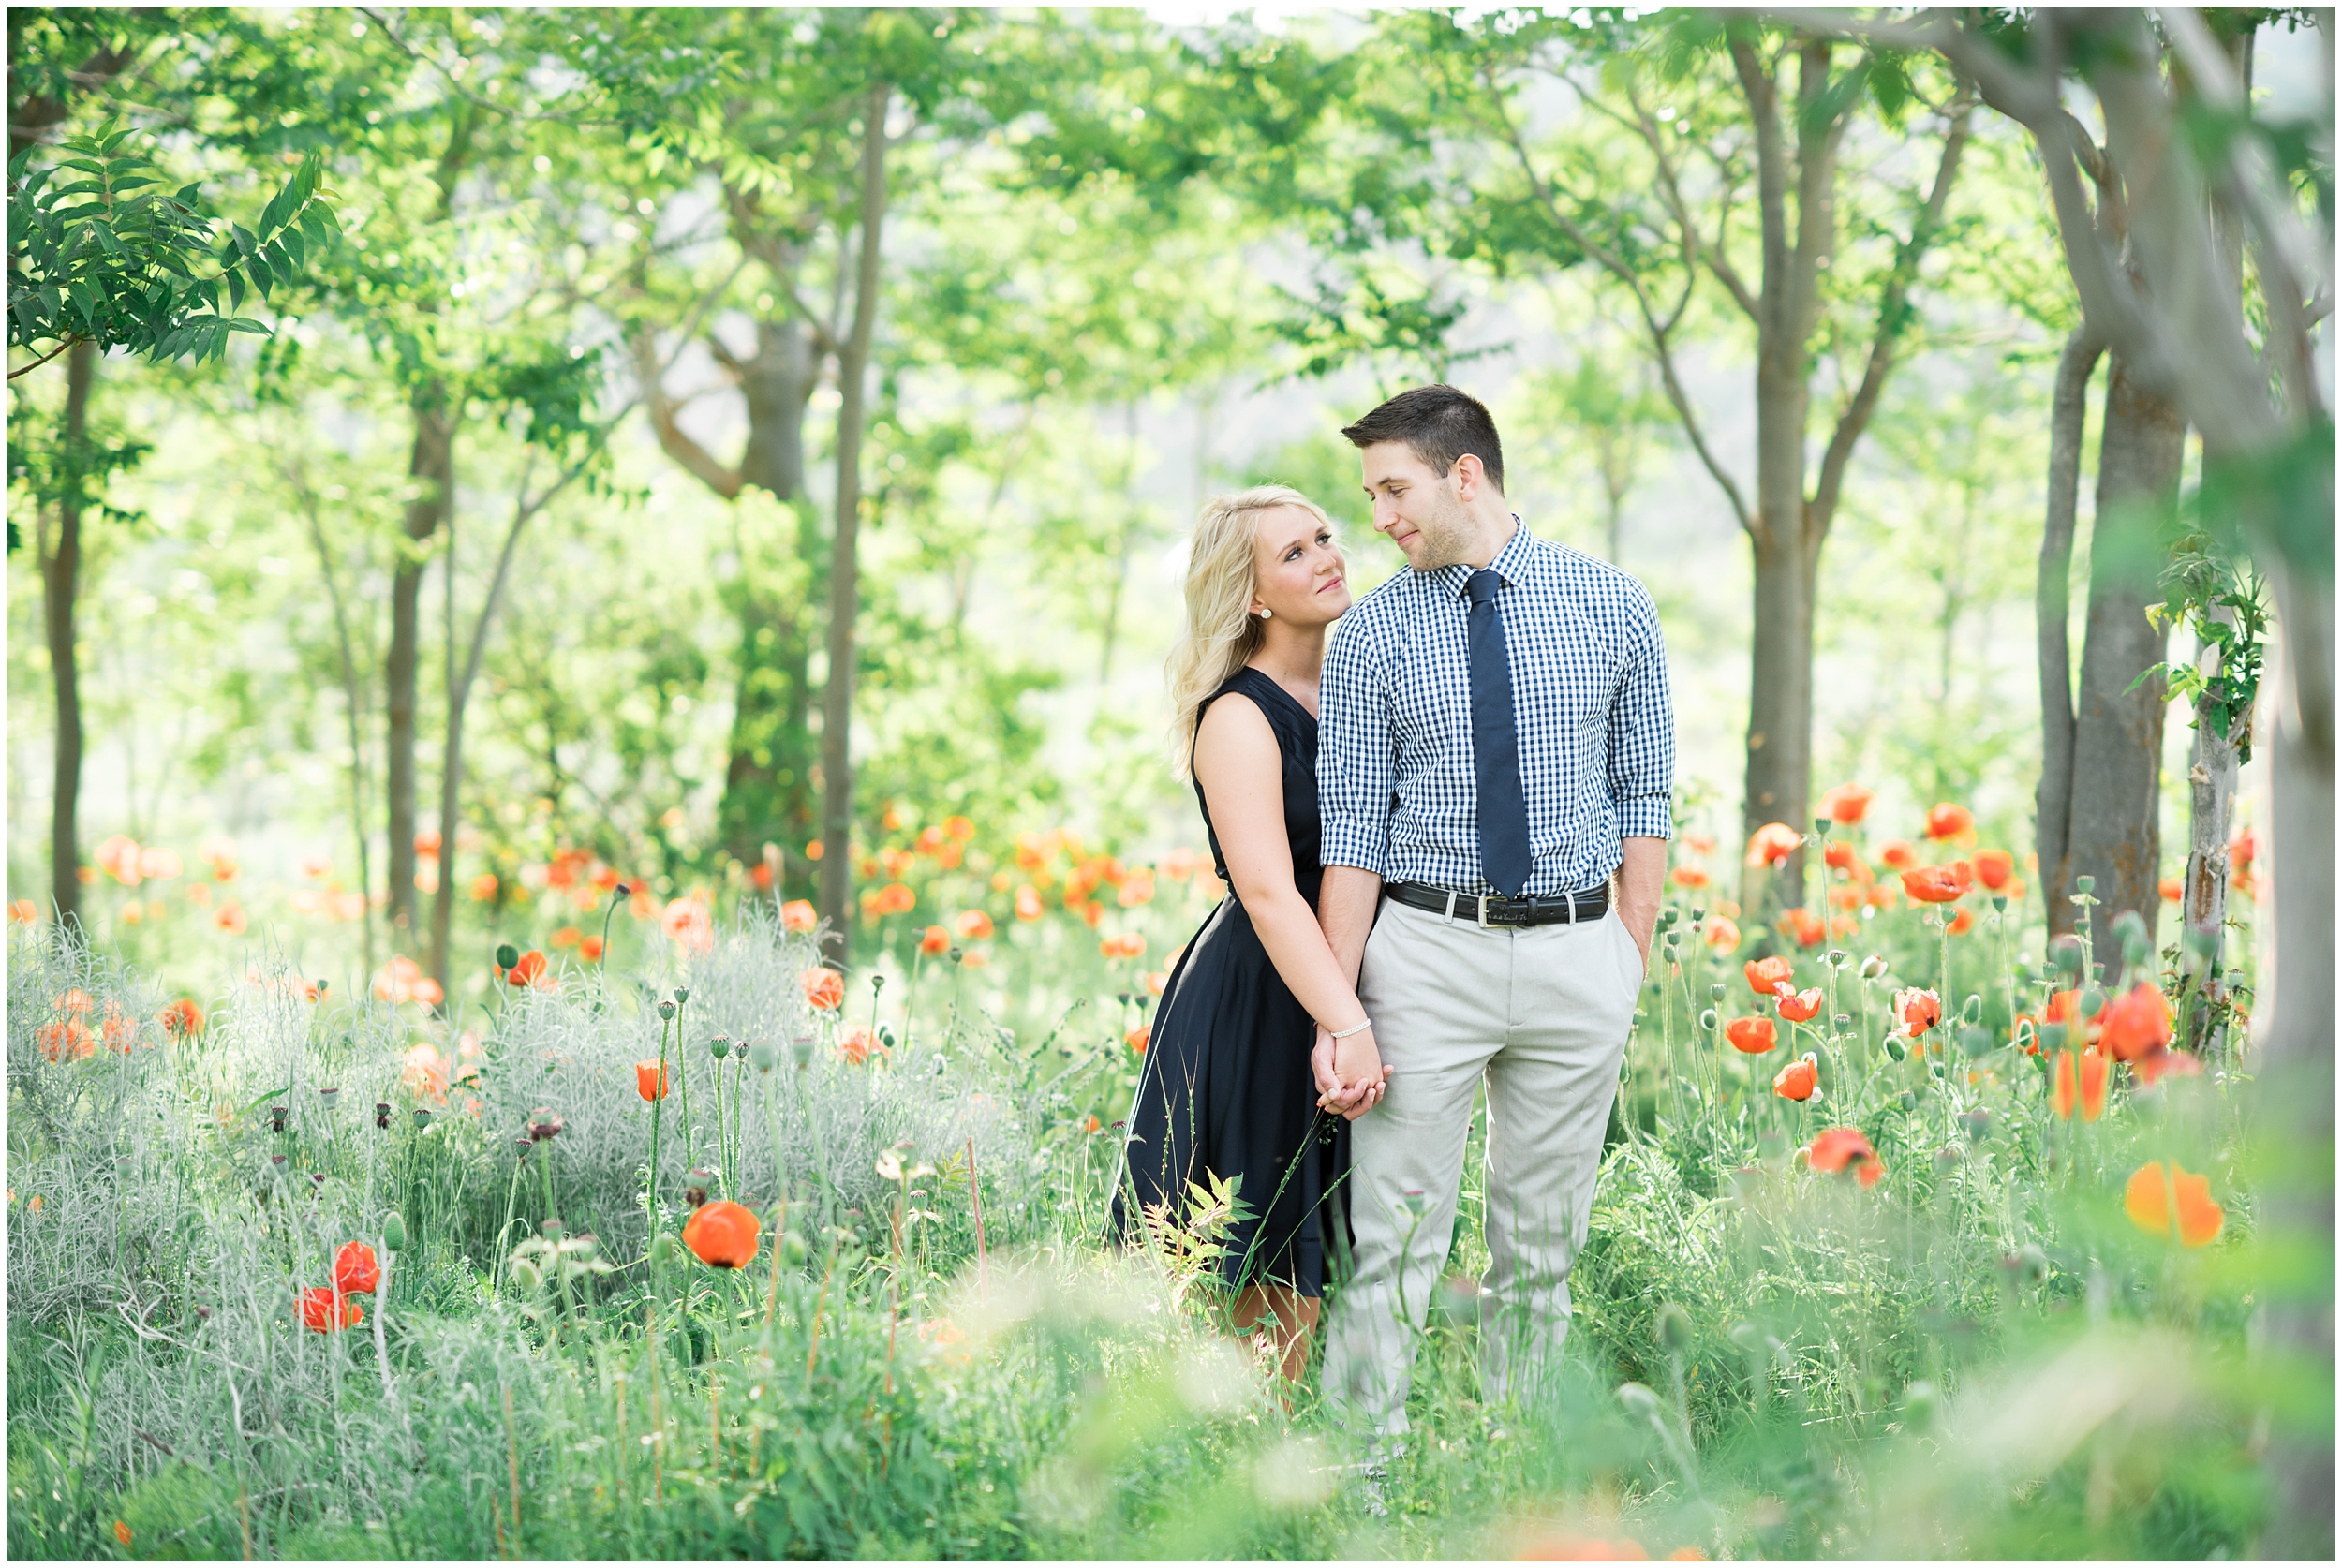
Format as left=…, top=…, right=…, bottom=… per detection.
left=1464, top=569, right=1532, bottom=897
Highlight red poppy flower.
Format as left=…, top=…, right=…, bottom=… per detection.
left=506, top=950, right=547, bottom=988
left=781, top=899, right=818, bottom=934
left=1820, top=784, right=1874, bottom=825
left=682, top=1199, right=761, bottom=1268
left=1784, top=908, right=1825, bottom=948
left=920, top=925, right=950, bottom=955
left=2128, top=1046, right=2201, bottom=1087
left=1823, top=841, right=1857, bottom=873
left=1669, top=865, right=1711, bottom=889
left=1083, top=1114, right=1103, bottom=1134
left=1745, top=822, right=1802, bottom=867
left=580, top=936, right=606, bottom=962
left=1127, top=1023, right=1151, bottom=1055
left=1900, top=866, right=1965, bottom=904
left=800, top=968, right=846, bottom=1012
left=1804, top=1127, right=1885, bottom=1187
left=38, top=1019, right=93, bottom=1062
left=1703, top=916, right=1741, bottom=952
left=1878, top=839, right=1919, bottom=871
left=1972, top=849, right=2014, bottom=891
left=838, top=1026, right=878, bottom=1066
left=635, top=1060, right=670, bottom=1102
left=956, top=909, right=996, bottom=940
left=160, top=998, right=206, bottom=1039
left=2123, top=1161, right=2223, bottom=1248
left=1725, top=1016, right=1777, bottom=1054
left=299, top=1286, right=363, bottom=1333
left=334, top=1241, right=381, bottom=1296
left=2097, top=983, right=2172, bottom=1061
left=1773, top=1053, right=1817, bottom=1101
left=2051, top=1048, right=2109, bottom=1121
left=1100, top=932, right=1144, bottom=960
left=1946, top=908, right=1975, bottom=936
left=1892, top=987, right=1942, bottom=1037
left=1923, top=804, right=1975, bottom=841
left=1773, top=986, right=1823, bottom=1023
left=1743, top=955, right=1793, bottom=998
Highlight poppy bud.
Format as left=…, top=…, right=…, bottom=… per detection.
left=1813, top=817, right=1831, bottom=836
left=2078, top=988, right=2105, bottom=1019
left=496, top=942, right=521, bottom=971
left=1860, top=955, right=1890, bottom=981
left=1933, top=1145, right=1964, bottom=1176
left=1698, top=1009, right=1717, bottom=1032
left=1959, top=1027, right=1993, bottom=1058
left=1895, top=1090, right=1917, bottom=1112
left=673, top=986, right=690, bottom=1005
left=1832, top=1014, right=1852, bottom=1033
left=1654, top=1303, right=1694, bottom=1354
left=412, top=1108, right=433, bottom=1131
left=383, top=1211, right=407, bottom=1252
left=950, top=947, right=964, bottom=964
left=540, top=1218, right=566, bottom=1242
left=651, top=1232, right=679, bottom=1265
left=1991, top=895, right=2008, bottom=914
left=271, top=1105, right=289, bottom=1134
left=1961, top=994, right=1983, bottom=1025
left=749, top=1039, right=778, bottom=1072
left=614, top=882, right=630, bottom=898
left=513, top=1258, right=543, bottom=1293
left=1882, top=1033, right=1907, bottom=1061
left=781, top=1231, right=808, bottom=1266
left=375, top=1102, right=393, bottom=1129
left=709, top=1036, right=732, bottom=1060
left=658, top=1001, right=675, bottom=1020
left=1616, top=1382, right=1662, bottom=1419
left=1960, top=1108, right=1992, bottom=1143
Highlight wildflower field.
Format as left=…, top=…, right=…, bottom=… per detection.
left=6, top=795, right=2299, bottom=1561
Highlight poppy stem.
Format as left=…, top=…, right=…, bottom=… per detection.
left=674, top=997, right=697, bottom=1172
left=966, top=1134, right=987, bottom=1303
left=646, top=1014, right=671, bottom=1247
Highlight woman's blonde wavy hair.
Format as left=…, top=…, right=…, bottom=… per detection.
left=1165, top=484, right=1334, bottom=777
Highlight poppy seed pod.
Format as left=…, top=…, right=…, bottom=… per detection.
left=789, top=1036, right=814, bottom=1069
left=749, top=1039, right=778, bottom=1072
left=2074, top=874, right=2096, bottom=895
left=1960, top=1107, right=1993, bottom=1143
left=1709, top=984, right=1726, bottom=1002
left=1826, top=949, right=1847, bottom=968
left=540, top=1218, right=566, bottom=1242
left=514, top=1134, right=535, bottom=1158
left=614, top=882, right=630, bottom=898
left=1933, top=1145, right=1964, bottom=1176
left=1991, top=894, right=2008, bottom=913
left=683, top=1169, right=713, bottom=1207
left=709, top=1036, right=732, bottom=1060
left=658, top=1001, right=675, bottom=1020
left=271, top=1105, right=288, bottom=1134
left=1688, top=906, right=1706, bottom=923
left=1616, top=1382, right=1662, bottom=1419
left=1658, top=907, right=1678, bottom=928
left=319, top=1087, right=340, bottom=1111
left=412, top=1108, right=433, bottom=1130
left=496, top=942, right=520, bottom=971
left=673, top=986, right=690, bottom=1005
left=1832, top=1014, right=1852, bottom=1033
left=375, top=1102, right=393, bottom=1129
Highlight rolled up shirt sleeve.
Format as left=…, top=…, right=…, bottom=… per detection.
left=1317, top=609, right=1393, bottom=876
left=1608, top=585, right=1676, bottom=841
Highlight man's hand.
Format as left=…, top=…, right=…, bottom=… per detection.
left=1617, top=836, right=1667, bottom=970
left=1316, top=1023, right=1392, bottom=1120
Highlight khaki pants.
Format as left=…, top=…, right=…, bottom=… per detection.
left=1321, top=895, right=1642, bottom=1436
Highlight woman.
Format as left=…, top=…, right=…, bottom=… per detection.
left=1115, top=484, right=1390, bottom=1384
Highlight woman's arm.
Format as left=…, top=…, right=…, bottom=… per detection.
left=1194, top=693, right=1386, bottom=1111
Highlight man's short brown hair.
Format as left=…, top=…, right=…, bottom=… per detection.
left=1340, top=383, right=1505, bottom=494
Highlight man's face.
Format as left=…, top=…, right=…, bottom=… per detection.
left=1357, top=442, right=1475, bottom=571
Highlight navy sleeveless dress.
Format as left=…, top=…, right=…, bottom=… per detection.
left=1114, top=666, right=1349, bottom=1295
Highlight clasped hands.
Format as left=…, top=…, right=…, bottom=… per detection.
left=1312, top=1022, right=1393, bottom=1120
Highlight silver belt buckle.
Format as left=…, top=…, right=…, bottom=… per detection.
left=1477, top=893, right=1495, bottom=929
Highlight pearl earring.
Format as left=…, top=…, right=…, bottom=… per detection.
left=1257, top=608, right=1272, bottom=620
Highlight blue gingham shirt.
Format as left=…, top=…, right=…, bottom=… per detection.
left=1318, top=521, right=1675, bottom=896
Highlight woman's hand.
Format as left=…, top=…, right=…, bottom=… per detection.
left=1315, top=1023, right=1392, bottom=1120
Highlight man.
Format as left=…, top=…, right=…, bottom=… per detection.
left=1312, top=383, right=1673, bottom=1438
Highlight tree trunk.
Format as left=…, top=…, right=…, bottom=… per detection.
left=41, top=339, right=96, bottom=927
left=2180, top=603, right=2240, bottom=1051
left=817, top=83, right=890, bottom=958
left=386, top=392, right=453, bottom=946
left=2036, top=330, right=2103, bottom=909
left=2053, top=354, right=2181, bottom=972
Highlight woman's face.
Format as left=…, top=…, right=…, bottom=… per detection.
left=1250, top=505, right=1351, bottom=626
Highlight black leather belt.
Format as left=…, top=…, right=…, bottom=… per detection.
left=1384, top=880, right=1609, bottom=927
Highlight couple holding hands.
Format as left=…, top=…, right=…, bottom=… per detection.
left=1114, top=383, right=1676, bottom=1440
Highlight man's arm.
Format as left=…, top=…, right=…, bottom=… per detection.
left=1313, top=606, right=1395, bottom=1117
left=1615, top=836, right=1665, bottom=969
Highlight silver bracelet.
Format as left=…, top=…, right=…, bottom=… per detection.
left=1328, top=1017, right=1373, bottom=1040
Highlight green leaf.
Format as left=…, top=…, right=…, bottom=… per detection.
left=226, top=267, right=246, bottom=315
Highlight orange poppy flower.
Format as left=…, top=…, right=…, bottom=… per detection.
left=635, top=1060, right=670, bottom=1102
left=1828, top=883, right=1865, bottom=911
left=1100, top=932, right=1145, bottom=960
left=1900, top=866, right=1965, bottom=904
left=1823, top=841, right=1857, bottom=873
left=1892, top=987, right=1942, bottom=1037
left=1784, top=908, right=1825, bottom=948
left=7, top=899, right=38, bottom=925
left=1703, top=916, right=1741, bottom=952
left=1773, top=986, right=1823, bottom=1023
left=1946, top=908, right=1974, bottom=936
left=1743, top=955, right=1793, bottom=998
left=467, top=873, right=499, bottom=902
left=955, top=909, right=996, bottom=940
left=580, top=936, right=606, bottom=962
left=1773, top=1053, right=1817, bottom=1101
left=549, top=926, right=582, bottom=950
left=2157, top=876, right=2184, bottom=902
left=299, top=1286, right=363, bottom=1333
left=38, top=1019, right=93, bottom=1062
left=115, top=1522, right=132, bottom=1547
left=1820, top=784, right=1874, bottom=825
left=1143, top=970, right=1169, bottom=996
left=1669, top=865, right=1711, bottom=889
left=1804, top=1127, right=1884, bottom=1187
left=943, top=815, right=974, bottom=841
left=1878, top=839, right=1919, bottom=871
left=2051, top=1048, right=2109, bottom=1121
left=683, top=1199, right=762, bottom=1268
left=1015, top=885, right=1045, bottom=922
left=1126, top=1023, right=1151, bottom=1055
left=800, top=968, right=846, bottom=1012
left=2097, top=983, right=2172, bottom=1061
left=160, top=998, right=206, bottom=1039
left=663, top=896, right=715, bottom=955
left=506, top=950, right=548, bottom=988
left=334, top=1241, right=381, bottom=1295
left=780, top=899, right=818, bottom=934
left=1725, top=1016, right=1777, bottom=1054
left=838, top=1026, right=878, bottom=1066
left=215, top=902, right=249, bottom=936
left=1515, top=1534, right=1653, bottom=1561
left=920, top=925, right=950, bottom=955
left=2123, top=1161, right=2224, bottom=1248
left=749, top=862, right=775, bottom=891
left=100, top=1003, right=138, bottom=1053
left=1972, top=850, right=2014, bottom=891
left=1923, top=803, right=1975, bottom=841
left=1745, top=822, right=1802, bottom=867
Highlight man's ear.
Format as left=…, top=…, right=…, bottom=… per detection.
left=1452, top=452, right=1486, bottom=504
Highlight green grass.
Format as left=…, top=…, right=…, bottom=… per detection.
left=4, top=867, right=2309, bottom=1561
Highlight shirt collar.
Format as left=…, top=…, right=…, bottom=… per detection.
left=1427, top=514, right=1535, bottom=599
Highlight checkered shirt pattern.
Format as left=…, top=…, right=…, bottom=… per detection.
left=1318, top=521, right=1675, bottom=897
